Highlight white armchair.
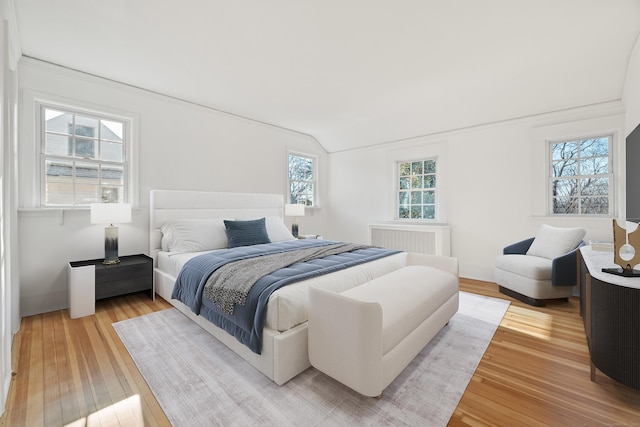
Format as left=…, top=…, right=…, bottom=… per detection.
left=494, top=224, right=586, bottom=306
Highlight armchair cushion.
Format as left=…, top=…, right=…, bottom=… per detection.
left=526, top=224, right=586, bottom=260
left=495, top=254, right=552, bottom=281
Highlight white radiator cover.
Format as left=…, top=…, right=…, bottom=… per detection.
left=369, top=223, right=451, bottom=256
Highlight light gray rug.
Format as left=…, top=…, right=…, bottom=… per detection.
left=113, top=291, right=509, bottom=426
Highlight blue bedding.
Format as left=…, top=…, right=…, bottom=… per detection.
left=171, top=239, right=400, bottom=354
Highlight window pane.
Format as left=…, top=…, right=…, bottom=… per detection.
left=44, top=133, right=69, bottom=156
left=423, top=205, right=435, bottom=219
left=399, top=177, right=410, bottom=190
left=399, top=206, right=410, bottom=218
left=399, top=162, right=411, bottom=176
left=424, top=175, right=436, bottom=188
left=580, top=138, right=608, bottom=157
left=552, top=141, right=578, bottom=160
left=45, top=159, right=72, bottom=178
left=423, top=190, right=435, bottom=204
left=75, top=138, right=97, bottom=158
left=553, top=196, right=579, bottom=214
left=290, top=168, right=302, bottom=180
left=580, top=156, right=608, bottom=175
left=102, top=186, right=123, bottom=203
left=552, top=179, right=578, bottom=197
left=399, top=192, right=409, bottom=205
left=424, top=160, right=436, bottom=173
left=410, top=205, right=422, bottom=219
left=411, top=161, right=423, bottom=175
left=101, top=141, right=123, bottom=162
left=45, top=109, right=72, bottom=134
left=552, top=159, right=578, bottom=177
left=411, top=175, right=423, bottom=189
left=581, top=177, right=608, bottom=196
left=46, top=182, right=74, bottom=205
left=101, top=120, right=124, bottom=141
left=76, top=185, right=100, bottom=204
left=581, top=196, right=608, bottom=214
left=410, top=191, right=422, bottom=204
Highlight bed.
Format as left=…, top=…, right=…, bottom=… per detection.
left=150, top=189, right=412, bottom=385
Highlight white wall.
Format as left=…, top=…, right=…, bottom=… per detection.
left=17, top=58, right=328, bottom=316
left=1, top=0, right=20, bottom=417
left=326, top=103, right=625, bottom=282
left=623, top=33, right=640, bottom=136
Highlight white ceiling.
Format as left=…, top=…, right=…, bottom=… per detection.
left=14, top=0, right=640, bottom=153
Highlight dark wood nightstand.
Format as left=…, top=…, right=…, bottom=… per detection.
left=68, top=254, right=153, bottom=318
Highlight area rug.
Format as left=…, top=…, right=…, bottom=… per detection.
left=113, top=291, right=509, bottom=426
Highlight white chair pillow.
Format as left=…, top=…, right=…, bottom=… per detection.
left=526, top=224, right=586, bottom=260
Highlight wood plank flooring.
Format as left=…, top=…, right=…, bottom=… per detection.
left=1, top=280, right=639, bottom=426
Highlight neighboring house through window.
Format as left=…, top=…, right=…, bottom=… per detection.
left=549, top=136, right=612, bottom=215
left=41, top=105, right=129, bottom=206
left=397, top=159, right=437, bottom=220
left=288, top=152, right=316, bottom=206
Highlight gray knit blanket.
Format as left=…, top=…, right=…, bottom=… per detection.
left=202, top=242, right=369, bottom=314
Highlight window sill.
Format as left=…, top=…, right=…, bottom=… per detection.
left=18, top=207, right=142, bottom=219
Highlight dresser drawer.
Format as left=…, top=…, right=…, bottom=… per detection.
left=95, top=262, right=151, bottom=285
left=96, top=275, right=152, bottom=300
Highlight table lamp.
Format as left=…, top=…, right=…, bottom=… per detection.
left=90, top=203, right=132, bottom=264
left=284, top=203, right=305, bottom=238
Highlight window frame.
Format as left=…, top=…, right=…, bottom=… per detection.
left=287, top=151, right=317, bottom=207
left=395, top=157, right=438, bottom=221
left=547, top=134, right=614, bottom=216
left=35, top=99, right=137, bottom=208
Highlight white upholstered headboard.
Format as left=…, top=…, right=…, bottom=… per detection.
left=149, top=190, right=285, bottom=266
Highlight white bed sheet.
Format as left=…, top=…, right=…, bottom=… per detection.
left=156, top=250, right=408, bottom=332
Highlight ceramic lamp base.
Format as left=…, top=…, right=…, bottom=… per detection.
left=104, top=225, right=120, bottom=265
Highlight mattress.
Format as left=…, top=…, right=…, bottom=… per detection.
left=157, top=250, right=408, bottom=332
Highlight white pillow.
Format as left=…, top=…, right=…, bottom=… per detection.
left=265, top=216, right=296, bottom=242
left=526, top=224, right=586, bottom=260
left=161, top=218, right=231, bottom=253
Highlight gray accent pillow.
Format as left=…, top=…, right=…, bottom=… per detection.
left=224, top=218, right=271, bottom=248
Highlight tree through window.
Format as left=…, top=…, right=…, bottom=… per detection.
left=550, top=136, right=612, bottom=215
left=397, top=159, right=437, bottom=219
left=288, top=153, right=315, bottom=206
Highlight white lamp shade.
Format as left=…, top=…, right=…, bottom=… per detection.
left=284, top=203, right=305, bottom=217
left=90, top=203, right=132, bottom=225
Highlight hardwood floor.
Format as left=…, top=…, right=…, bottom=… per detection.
left=1, top=280, right=639, bottom=426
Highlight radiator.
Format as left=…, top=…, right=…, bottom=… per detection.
left=369, top=224, right=451, bottom=256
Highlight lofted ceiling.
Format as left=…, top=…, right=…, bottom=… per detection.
left=14, top=1, right=640, bottom=153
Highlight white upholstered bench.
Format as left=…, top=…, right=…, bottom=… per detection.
left=308, top=258, right=459, bottom=397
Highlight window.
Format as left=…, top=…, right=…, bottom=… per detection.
left=549, top=136, right=612, bottom=215
left=397, top=159, right=437, bottom=219
left=41, top=105, right=129, bottom=206
left=288, top=153, right=316, bottom=206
